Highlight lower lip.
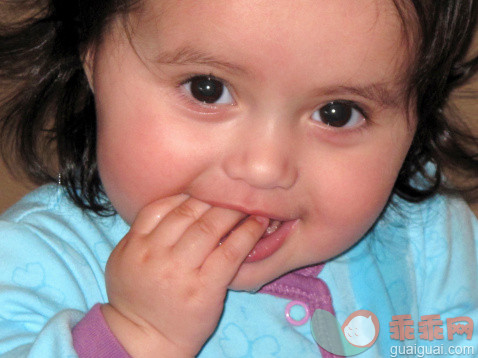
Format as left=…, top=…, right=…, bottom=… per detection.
left=244, top=219, right=299, bottom=263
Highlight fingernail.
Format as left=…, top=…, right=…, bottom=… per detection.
left=254, top=216, right=269, bottom=226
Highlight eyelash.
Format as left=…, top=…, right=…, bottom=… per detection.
left=178, top=74, right=235, bottom=109
left=177, top=74, right=372, bottom=131
left=312, top=100, right=370, bottom=130
left=344, top=101, right=369, bottom=120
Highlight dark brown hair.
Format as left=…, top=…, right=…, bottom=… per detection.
left=0, top=0, right=477, bottom=215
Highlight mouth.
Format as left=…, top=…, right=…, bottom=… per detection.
left=219, top=217, right=283, bottom=243
left=264, top=219, right=283, bottom=235
left=219, top=216, right=298, bottom=263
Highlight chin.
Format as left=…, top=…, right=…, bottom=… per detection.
left=227, top=258, right=296, bottom=292
left=227, top=268, right=275, bottom=292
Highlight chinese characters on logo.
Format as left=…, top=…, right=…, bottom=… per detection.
left=390, top=315, right=473, bottom=341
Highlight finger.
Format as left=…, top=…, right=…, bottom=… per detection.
left=199, top=216, right=269, bottom=287
left=171, top=207, right=247, bottom=268
left=130, top=194, right=190, bottom=235
left=147, top=197, right=212, bottom=247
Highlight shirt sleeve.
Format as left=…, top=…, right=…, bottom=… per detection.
left=0, top=213, right=113, bottom=357
left=409, top=195, right=478, bottom=349
left=72, top=304, right=131, bottom=358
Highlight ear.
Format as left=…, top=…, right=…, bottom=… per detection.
left=81, top=44, right=96, bottom=94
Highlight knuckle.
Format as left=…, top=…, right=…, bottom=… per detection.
left=242, top=221, right=261, bottom=241
left=196, top=218, right=221, bottom=238
left=172, top=202, right=202, bottom=221
left=221, top=244, right=242, bottom=263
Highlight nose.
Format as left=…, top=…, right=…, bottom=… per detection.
left=222, top=121, right=298, bottom=190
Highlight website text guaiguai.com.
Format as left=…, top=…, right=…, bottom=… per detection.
left=390, top=344, right=474, bottom=357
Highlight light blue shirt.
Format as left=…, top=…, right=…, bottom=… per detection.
left=0, top=185, right=477, bottom=357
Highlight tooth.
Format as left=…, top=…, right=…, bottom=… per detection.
left=265, top=220, right=282, bottom=235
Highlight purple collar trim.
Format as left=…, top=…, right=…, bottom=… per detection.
left=259, top=263, right=340, bottom=358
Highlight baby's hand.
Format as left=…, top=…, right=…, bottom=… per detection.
left=102, top=195, right=269, bottom=357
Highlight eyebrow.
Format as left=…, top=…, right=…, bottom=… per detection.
left=319, top=83, right=403, bottom=108
left=155, top=46, right=250, bottom=75
left=155, top=46, right=405, bottom=108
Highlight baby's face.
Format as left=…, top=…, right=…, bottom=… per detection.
left=88, top=0, right=416, bottom=290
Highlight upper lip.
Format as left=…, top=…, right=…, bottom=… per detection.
left=203, top=200, right=295, bottom=222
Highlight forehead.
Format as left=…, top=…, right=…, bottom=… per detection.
left=126, top=0, right=411, bottom=96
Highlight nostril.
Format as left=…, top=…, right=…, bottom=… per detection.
left=224, top=165, right=298, bottom=190
left=221, top=144, right=298, bottom=190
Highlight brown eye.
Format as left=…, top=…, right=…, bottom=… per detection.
left=313, top=101, right=364, bottom=128
left=185, top=75, right=233, bottom=104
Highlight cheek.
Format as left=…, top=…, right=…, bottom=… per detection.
left=332, top=154, right=398, bottom=212
left=95, top=96, right=205, bottom=223
left=303, top=134, right=412, bottom=255
left=89, top=29, right=210, bottom=224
